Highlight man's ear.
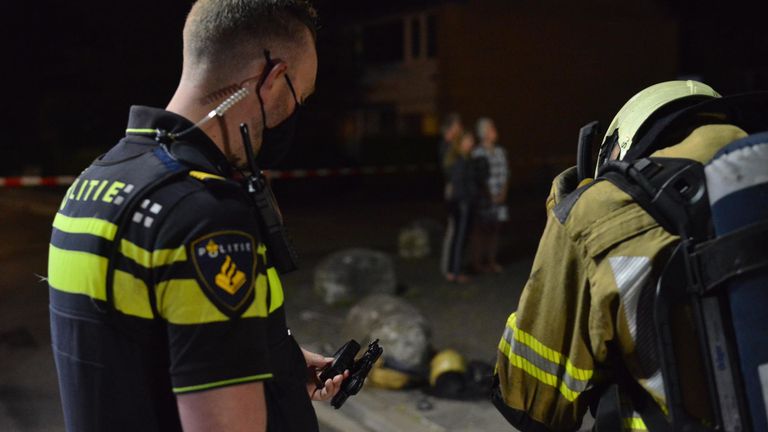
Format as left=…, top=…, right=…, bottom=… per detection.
left=259, top=61, right=288, bottom=94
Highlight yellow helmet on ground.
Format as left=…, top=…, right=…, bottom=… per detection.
left=596, top=80, right=721, bottom=176
left=368, top=358, right=413, bottom=390
left=429, top=349, right=467, bottom=387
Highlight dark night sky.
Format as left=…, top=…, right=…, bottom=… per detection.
left=4, top=0, right=768, bottom=176
left=6, top=1, right=190, bottom=174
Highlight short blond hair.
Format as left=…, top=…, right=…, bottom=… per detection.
left=183, top=0, right=317, bottom=79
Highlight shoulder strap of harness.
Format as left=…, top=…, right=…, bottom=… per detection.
left=692, top=220, right=768, bottom=294
left=104, top=145, right=190, bottom=322
left=599, top=155, right=768, bottom=295
left=598, top=157, right=711, bottom=242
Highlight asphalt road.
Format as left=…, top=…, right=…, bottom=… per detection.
left=0, top=191, right=62, bottom=431
left=0, top=174, right=543, bottom=431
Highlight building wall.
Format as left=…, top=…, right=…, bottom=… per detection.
left=436, top=0, right=679, bottom=184
left=362, top=13, right=439, bottom=114
left=350, top=11, right=441, bottom=139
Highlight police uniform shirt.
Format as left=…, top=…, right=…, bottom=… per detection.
left=48, top=106, right=316, bottom=431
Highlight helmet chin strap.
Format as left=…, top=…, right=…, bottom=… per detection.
left=594, top=130, right=620, bottom=178
left=575, top=120, right=601, bottom=182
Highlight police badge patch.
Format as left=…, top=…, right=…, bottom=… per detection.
left=190, top=231, right=257, bottom=317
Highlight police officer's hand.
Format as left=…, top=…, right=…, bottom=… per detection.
left=301, top=347, right=350, bottom=402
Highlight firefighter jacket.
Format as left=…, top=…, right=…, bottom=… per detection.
left=492, top=124, right=748, bottom=432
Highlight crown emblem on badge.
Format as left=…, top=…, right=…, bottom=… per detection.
left=206, top=239, right=220, bottom=258
left=215, top=255, right=246, bottom=294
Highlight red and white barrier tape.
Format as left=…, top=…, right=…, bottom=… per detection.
left=0, top=176, right=78, bottom=187
left=265, top=163, right=430, bottom=179
left=0, top=164, right=437, bottom=187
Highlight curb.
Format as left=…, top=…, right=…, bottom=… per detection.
left=314, top=390, right=446, bottom=432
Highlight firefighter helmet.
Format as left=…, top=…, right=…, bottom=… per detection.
left=596, top=80, right=721, bottom=175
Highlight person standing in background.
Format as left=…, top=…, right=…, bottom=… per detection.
left=441, top=132, right=484, bottom=283
left=438, top=113, right=464, bottom=179
left=469, top=118, right=509, bottom=274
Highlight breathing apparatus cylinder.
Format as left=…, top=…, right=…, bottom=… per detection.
left=705, top=133, right=768, bottom=432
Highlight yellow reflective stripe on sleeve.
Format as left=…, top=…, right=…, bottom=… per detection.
left=156, top=277, right=268, bottom=324
left=113, top=270, right=153, bottom=319
left=498, top=313, right=593, bottom=402
left=266, top=267, right=284, bottom=313
left=52, top=213, right=117, bottom=241
left=498, top=335, right=580, bottom=402
left=243, top=273, right=269, bottom=318
left=152, top=245, right=187, bottom=266
left=48, top=244, right=107, bottom=300
left=508, top=314, right=593, bottom=380
left=156, top=279, right=229, bottom=324
left=120, top=239, right=187, bottom=268
left=623, top=417, right=648, bottom=431
left=173, top=373, right=273, bottom=394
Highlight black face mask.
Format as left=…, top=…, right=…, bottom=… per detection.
left=255, top=50, right=302, bottom=169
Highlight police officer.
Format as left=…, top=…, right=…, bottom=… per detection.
left=48, top=1, right=347, bottom=431
left=491, top=81, right=753, bottom=431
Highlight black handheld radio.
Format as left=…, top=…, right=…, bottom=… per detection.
left=318, top=339, right=384, bottom=409
left=239, top=123, right=299, bottom=274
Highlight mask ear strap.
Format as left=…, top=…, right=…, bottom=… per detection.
left=284, top=74, right=300, bottom=105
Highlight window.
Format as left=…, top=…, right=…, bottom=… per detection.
left=362, top=20, right=405, bottom=66
left=426, top=15, right=437, bottom=58
left=411, top=17, right=421, bottom=59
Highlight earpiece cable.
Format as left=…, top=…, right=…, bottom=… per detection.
left=172, top=88, right=250, bottom=139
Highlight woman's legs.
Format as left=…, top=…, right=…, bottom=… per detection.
left=486, top=221, right=503, bottom=272
left=442, top=202, right=472, bottom=281
left=469, top=220, right=488, bottom=273
left=471, top=220, right=499, bottom=273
